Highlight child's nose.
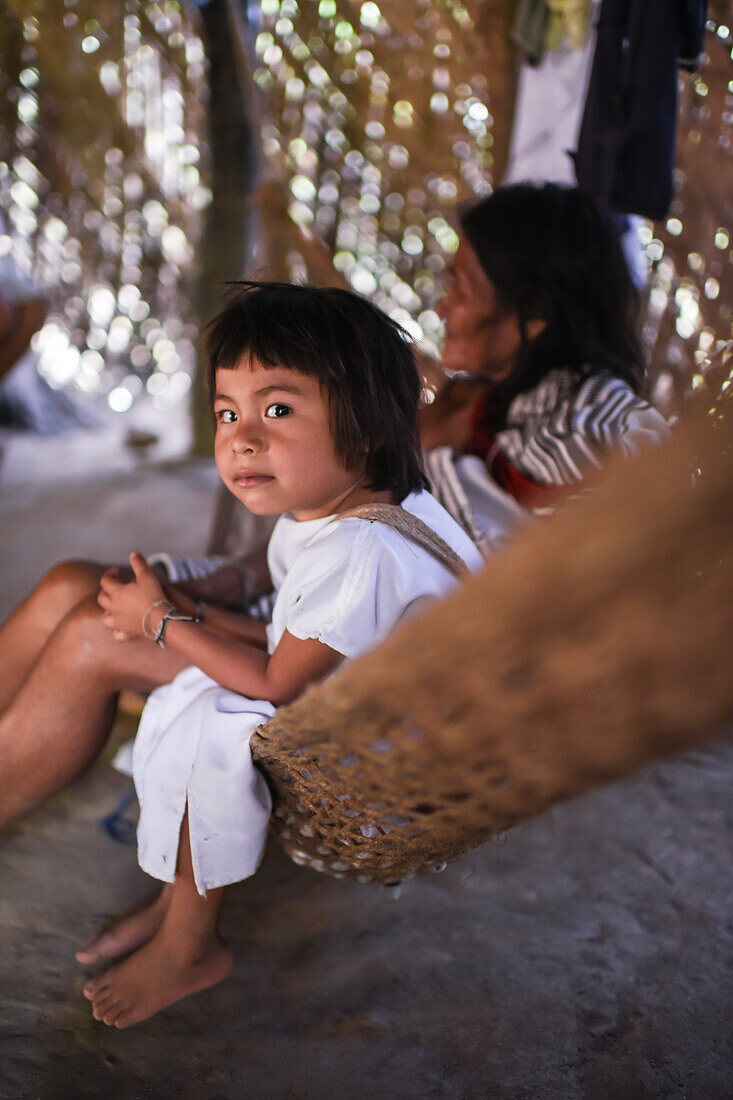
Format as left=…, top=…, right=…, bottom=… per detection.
left=231, top=414, right=262, bottom=453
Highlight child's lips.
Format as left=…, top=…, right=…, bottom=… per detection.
left=233, top=471, right=273, bottom=488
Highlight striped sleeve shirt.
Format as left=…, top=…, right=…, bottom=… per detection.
left=470, top=368, right=670, bottom=508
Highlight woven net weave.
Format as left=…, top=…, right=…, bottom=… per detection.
left=251, top=398, right=733, bottom=882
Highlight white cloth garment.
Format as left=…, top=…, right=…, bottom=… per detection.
left=424, top=446, right=527, bottom=558
left=504, top=2, right=600, bottom=186
left=132, top=490, right=483, bottom=895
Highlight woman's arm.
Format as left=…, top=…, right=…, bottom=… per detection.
left=172, top=541, right=272, bottom=610
left=0, top=295, right=48, bottom=383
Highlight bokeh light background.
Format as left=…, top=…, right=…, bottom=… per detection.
left=0, top=0, right=730, bottom=453
left=0, top=1, right=208, bottom=442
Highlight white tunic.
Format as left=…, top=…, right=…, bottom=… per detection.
left=133, top=490, right=483, bottom=894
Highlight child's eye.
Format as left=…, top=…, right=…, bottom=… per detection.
left=265, top=402, right=291, bottom=419
left=215, top=408, right=237, bottom=424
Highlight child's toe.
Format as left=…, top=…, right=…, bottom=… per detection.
left=91, top=991, right=112, bottom=1019
left=102, top=1003, right=123, bottom=1027
left=83, top=976, right=104, bottom=999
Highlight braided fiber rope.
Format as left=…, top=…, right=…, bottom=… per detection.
left=334, top=503, right=471, bottom=578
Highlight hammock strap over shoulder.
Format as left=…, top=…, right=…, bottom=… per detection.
left=334, top=503, right=471, bottom=578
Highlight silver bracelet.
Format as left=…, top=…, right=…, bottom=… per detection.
left=155, top=606, right=202, bottom=648
left=142, top=599, right=171, bottom=641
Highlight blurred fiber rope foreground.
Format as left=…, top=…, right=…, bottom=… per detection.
left=252, top=397, right=733, bottom=882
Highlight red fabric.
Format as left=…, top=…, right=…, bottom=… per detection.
left=464, top=390, right=496, bottom=463
left=464, top=392, right=581, bottom=510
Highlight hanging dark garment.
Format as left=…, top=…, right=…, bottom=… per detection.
left=574, top=0, right=707, bottom=220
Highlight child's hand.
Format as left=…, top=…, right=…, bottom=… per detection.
left=98, top=552, right=165, bottom=641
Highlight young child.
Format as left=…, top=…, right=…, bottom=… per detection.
left=79, top=282, right=483, bottom=1027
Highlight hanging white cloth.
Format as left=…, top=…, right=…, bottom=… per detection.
left=503, top=2, right=600, bottom=186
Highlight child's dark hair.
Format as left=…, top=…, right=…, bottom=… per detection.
left=203, top=281, right=429, bottom=501
left=460, top=182, right=646, bottom=421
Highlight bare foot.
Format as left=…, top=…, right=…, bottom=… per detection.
left=83, top=927, right=233, bottom=1027
left=76, top=886, right=172, bottom=964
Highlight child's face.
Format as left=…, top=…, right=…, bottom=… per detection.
left=213, top=359, right=364, bottom=521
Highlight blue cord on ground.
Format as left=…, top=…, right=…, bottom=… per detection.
left=100, top=783, right=138, bottom=845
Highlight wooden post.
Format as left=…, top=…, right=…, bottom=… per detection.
left=192, top=0, right=258, bottom=459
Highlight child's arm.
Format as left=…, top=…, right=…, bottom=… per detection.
left=190, top=604, right=270, bottom=650
left=153, top=623, right=340, bottom=705
left=160, top=585, right=269, bottom=650
left=99, top=552, right=341, bottom=705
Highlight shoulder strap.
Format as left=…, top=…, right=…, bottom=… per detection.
left=335, top=503, right=470, bottom=579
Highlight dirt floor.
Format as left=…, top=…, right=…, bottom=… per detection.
left=1, top=434, right=731, bottom=1099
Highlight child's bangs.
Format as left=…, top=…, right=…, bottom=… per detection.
left=207, top=289, right=339, bottom=386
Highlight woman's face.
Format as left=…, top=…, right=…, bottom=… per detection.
left=437, top=238, right=524, bottom=381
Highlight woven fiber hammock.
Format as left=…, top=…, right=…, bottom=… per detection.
left=251, top=395, right=733, bottom=883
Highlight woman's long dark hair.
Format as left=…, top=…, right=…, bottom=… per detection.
left=460, top=182, right=646, bottom=422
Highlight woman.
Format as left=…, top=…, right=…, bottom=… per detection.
left=0, top=183, right=668, bottom=825
left=421, top=182, right=669, bottom=554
